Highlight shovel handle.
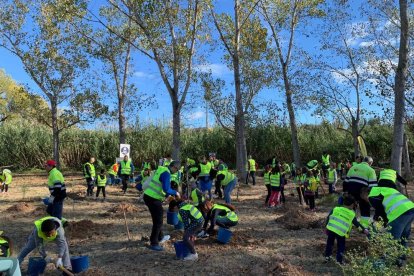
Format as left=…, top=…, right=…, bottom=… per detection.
left=58, top=266, right=74, bottom=276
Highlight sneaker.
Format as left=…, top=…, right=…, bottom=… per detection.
left=148, top=245, right=164, bottom=251
left=324, top=256, right=332, bottom=263
left=183, top=253, right=198, bottom=261
left=159, top=235, right=170, bottom=243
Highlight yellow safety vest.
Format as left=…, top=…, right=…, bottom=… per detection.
left=326, top=207, right=355, bottom=238
left=34, top=216, right=60, bottom=242
left=97, top=175, right=107, bottom=187
left=218, top=171, right=235, bottom=186
left=199, top=163, right=212, bottom=177
left=178, top=204, right=203, bottom=222
left=144, top=166, right=168, bottom=200
left=212, top=204, right=238, bottom=222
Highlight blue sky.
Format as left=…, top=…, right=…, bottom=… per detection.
left=0, top=0, right=388, bottom=129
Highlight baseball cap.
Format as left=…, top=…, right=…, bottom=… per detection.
left=45, top=160, right=56, bottom=167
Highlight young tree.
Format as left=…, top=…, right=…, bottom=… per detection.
left=0, top=0, right=107, bottom=167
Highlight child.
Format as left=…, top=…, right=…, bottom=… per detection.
left=268, top=166, right=282, bottom=207
left=313, top=169, right=321, bottom=198
left=201, top=201, right=238, bottom=235
left=170, top=199, right=204, bottom=261
left=326, top=162, right=337, bottom=194
left=0, top=231, right=22, bottom=276
left=304, top=170, right=317, bottom=211
left=96, top=169, right=107, bottom=200
left=293, top=168, right=306, bottom=205
left=325, top=194, right=369, bottom=264
left=263, top=165, right=272, bottom=206
left=1, top=169, right=12, bottom=193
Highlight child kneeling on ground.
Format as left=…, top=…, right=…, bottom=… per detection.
left=324, top=194, right=369, bottom=264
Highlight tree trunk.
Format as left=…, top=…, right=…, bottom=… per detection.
left=391, top=0, right=409, bottom=173
left=51, top=100, right=60, bottom=168
left=172, top=103, right=181, bottom=161
left=352, top=120, right=360, bottom=159
left=403, top=133, right=412, bottom=179
left=118, top=96, right=126, bottom=144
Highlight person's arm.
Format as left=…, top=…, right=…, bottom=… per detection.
left=369, top=195, right=387, bottom=223
left=397, top=173, right=408, bottom=186
left=216, top=174, right=224, bottom=186
left=333, top=170, right=337, bottom=184
left=352, top=217, right=365, bottom=230
left=85, top=164, right=91, bottom=177
left=325, top=210, right=333, bottom=227
left=160, top=171, right=177, bottom=196
left=196, top=189, right=204, bottom=203
left=130, top=163, right=135, bottom=174
left=208, top=209, right=220, bottom=232
left=54, top=227, right=67, bottom=258
left=202, top=210, right=211, bottom=229
left=367, top=169, right=378, bottom=187
left=117, top=164, right=122, bottom=176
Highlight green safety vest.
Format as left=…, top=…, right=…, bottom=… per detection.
left=199, top=163, right=212, bottom=177
left=264, top=172, right=271, bottom=185
left=120, top=160, right=132, bottom=175
left=369, top=187, right=414, bottom=223
left=322, top=154, right=330, bottom=165
left=143, top=162, right=151, bottom=170
left=187, top=158, right=196, bottom=166
left=97, top=175, right=107, bottom=187
left=83, top=162, right=96, bottom=178
left=217, top=171, right=235, bottom=186
left=164, top=159, right=172, bottom=167
left=307, top=160, right=318, bottom=169
left=306, top=176, right=318, bottom=192
left=272, top=158, right=277, bottom=168
left=170, top=172, right=180, bottom=184
left=326, top=207, right=355, bottom=238
left=48, top=168, right=65, bottom=193
left=144, top=166, right=168, bottom=200
left=378, top=169, right=397, bottom=183
left=283, top=164, right=290, bottom=173
left=270, top=173, right=280, bottom=187
left=293, top=175, right=306, bottom=187
left=212, top=204, right=238, bottom=222
left=328, top=169, right=336, bottom=183
left=191, top=188, right=205, bottom=206
left=2, top=170, right=12, bottom=185
left=34, top=216, right=60, bottom=242
left=0, top=237, right=10, bottom=257
left=178, top=204, right=203, bottom=222
left=346, top=162, right=377, bottom=187
left=248, top=159, right=256, bottom=172
left=108, top=163, right=118, bottom=176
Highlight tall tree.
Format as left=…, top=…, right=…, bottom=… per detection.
left=0, top=0, right=107, bottom=167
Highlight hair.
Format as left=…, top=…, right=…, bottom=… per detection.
left=41, top=219, right=57, bottom=233
left=301, top=167, right=308, bottom=174
left=100, top=169, right=105, bottom=174
left=271, top=166, right=281, bottom=174
left=169, top=160, right=181, bottom=169
left=168, top=199, right=184, bottom=211
left=363, top=156, right=373, bottom=164
left=342, top=193, right=356, bottom=206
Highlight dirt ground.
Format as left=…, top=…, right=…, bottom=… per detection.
left=0, top=175, right=412, bottom=275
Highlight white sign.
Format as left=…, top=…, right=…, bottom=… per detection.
left=119, top=144, right=130, bottom=158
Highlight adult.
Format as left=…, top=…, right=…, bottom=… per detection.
left=245, top=155, right=257, bottom=185
left=1, top=169, right=12, bottom=193
left=118, top=155, right=134, bottom=194
left=215, top=165, right=237, bottom=204
left=44, top=160, right=66, bottom=219
left=18, top=217, right=72, bottom=274
left=343, top=156, right=377, bottom=228
left=143, top=161, right=180, bottom=251
left=83, top=157, right=96, bottom=197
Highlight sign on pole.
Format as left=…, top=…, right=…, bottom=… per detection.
left=119, top=144, right=130, bottom=158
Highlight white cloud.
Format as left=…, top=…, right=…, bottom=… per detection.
left=133, top=71, right=156, bottom=79
left=187, top=110, right=205, bottom=120
left=195, top=63, right=232, bottom=77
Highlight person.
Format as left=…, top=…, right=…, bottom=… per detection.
left=118, top=155, right=135, bottom=194
left=198, top=157, right=213, bottom=200
left=343, top=156, right=377, bottom=227
left=293, top=168, right=306, bottom=205
left=304, top=170, right=318, bottom=211
left=245, top=155, right=257, bottom=185
left=280, top=163, right=290, bottom=203
left=108, top=161, right=119, bottom=185
left=142, top=158, right=153, bottom=171
left=96, top=169, right=107, bottom=200
left=361, top=179, right=414, bottom=248
left=163, top=154, right=173, bottom=167
left=313, top=169, right=321, bottom=199
left=169, top=200, right=204, bottom=261
left=326, top=162, right=337, bottom=194
left=290, top=162, right=296, bottom=178
left=263, top=165, right=272, bottom=206
left=44, top=160, right=66, bottom=219
left=337, top=161, right=343, bottom=180
left=135, top=168, right=152, bottom=191
left=215, top=164, right=237, bottom=204
left=0, top=169, right=12, bottom=193
left=321, top=151, right=330, bottom=178
left=143, top=161, right=180, bottom=251
left=190, top=183, right=205, bottom=209
left=83, top=157, right=96, bottom=197
left=376, top=168, right=407, bottom=189
left=17, top=217, right=72, bottom=274
left=0, top=231, right=21, bottom=276
left=0, top=231, right=11, bottom=258
left=324, top=194, right=369, bottom=264
left=352, top=155, right=362, bottom=167
left=268, top=166, right=282, bottom=207
left=201, top=201, right=238, bottom=235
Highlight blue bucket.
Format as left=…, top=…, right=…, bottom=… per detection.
left=217, top=227, right=232, bottom=244
left=70, top=255, right=89, bottom=274
left=174, top=241, right=190, bottom=259
left=135, top=183, right=143, bottom=191
left=42, top=198, right=49, bottom=206
left=174, top=221, right=184, bottom=230
left=27, top=257, right=47, bottom=276
left=167, top=211, right=179, bottom=225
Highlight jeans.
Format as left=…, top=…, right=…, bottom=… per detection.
left=325, top=230, right=346, bottom=263
left=109, top=174, right=116, bottom=185
left=245, top=171, right=256, bottom=185
left=223, top=178, right=237, bottom=204
left=86, top=177, right=94, bottom=196
left=143, top=194, right=164, bottom=246
left=199, top=177, right=212, bottom=200
left=388, top=209, right=414, bottom=247
left=46, top=200, right=63, bottom=219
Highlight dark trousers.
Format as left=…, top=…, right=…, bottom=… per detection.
left=214, top=180, right=223, bottom=198
left=245, top=171, right=256, bottom=185
left=305, top=194, right=315, bottom=209
left=348, top=186, right=371, bottom=219
left=86, top=178, right=94, bottom=196
left=183, top=223, right=203, bottom=254
left=280, top=185, right=285, bottom=203
left=265, top=184, right=271, bottom=205
left=325, top=230, right=346, bottom=263
left=121, top=174, right=129, bottom=193
left=1, top=184, right=8, bottom=192
left=46, top=200, right=63, bottom=219
left=296, top=187, right=304, bottom=204
left=144, top=194, right=164, bottom=246
left=96, top=186, right=106, bottom=198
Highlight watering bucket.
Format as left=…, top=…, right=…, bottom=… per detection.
left=167, top=211, right=179, bottom=225
left=174, top=241, right=190, bottom=259
left=70, top=255, right=89, bottom=273
left=217, top=227, right=232, bottom=244
left=27, top=257, right=47, bottom=276
left=174, top=221, right=184, bottom=230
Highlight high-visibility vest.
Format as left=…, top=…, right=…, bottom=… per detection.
left=328, top=169, right=336, bottom=183
left=0, top=237, right=10, bottom=257
left=307, top=160, right=318, bottom=169
left=143, top=162, right=151, bottom=170
left=217, top=171, right=235, bottom=186
left=282, top=164, right=290, bottom=173
left=120, top=160, right=132, bottom=175
left=83, top=162, right=96, bottom=178
left=272, top=158, right=277, bottom=168
left=170, top=172, right=180, bottom=184
left=293, top=175, right=306, bottom=187
left=264, top=172, right=271, bottom=185
left=378, top=169, right=397, bottom=183
left=369, top=187, right=414, bottom=223
left=2, top=170, right=12, bottom=185
left=97, top=175, right=107, bottom=187
left=199, top=163, right=212, bottom=177
left=187, top=158, right=196, bottom=166
left=34, top=216, right=61, bottom=242
left=326, top=207, right=355, bottom=238
left=108, top=163, right=118, bottom=175
left=178, top=204, right=203, bottom=222
left=48, top=168, right=65, bottom=193
left=212, top=204, right=238, bottom=222
left=164, top=159, right=172, bottom=167
left=144, top=166, right=168, bottom=200
left=191, top=188, right=205, bottom=206
left=270, top=173, right=280, bottom=187
left=248, top=159, right=256, bottom=172
left=322, top=154, right=330, bottom=165
left=306, top=176, right=318, bottom=192
left=346, top=162, right=377, bottom=187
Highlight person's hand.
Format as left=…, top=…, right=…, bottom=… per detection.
left=91, top=177, right=95, bottom=182
left=44, top=256, right=52, bottom=263
left=175, top=192, right=180, bottom=198
left=55, top=257, right=63, bottom=268
left=48, top=196, right=55, bottom=204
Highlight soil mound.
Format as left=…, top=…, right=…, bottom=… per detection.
left=275, top=207, right=323, bottom=230
left=78, top=268, right=107, bottom=276
left=6, top=203, right=35, bottom=213
left=268, top=254, right=307, bottom=275
left=66, top=191, right=84, bottom=201
left=108, top=203, right=139, bottom=214
left=67, top=220, right=109, bottom=240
